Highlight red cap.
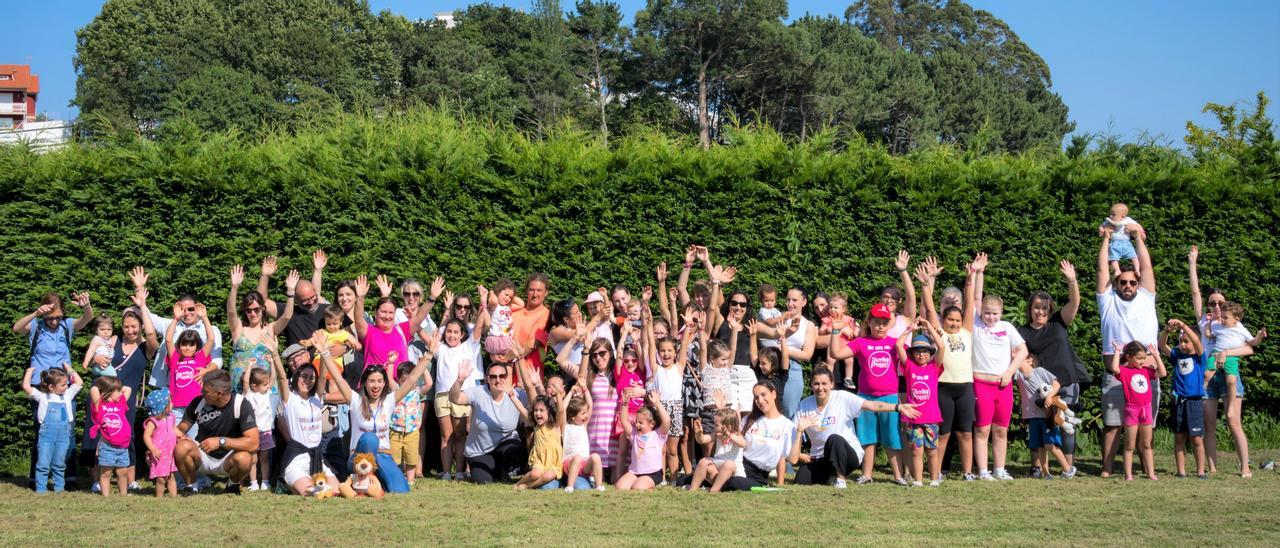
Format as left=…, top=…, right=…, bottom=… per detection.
left=869, top=303, right=893, bottom=319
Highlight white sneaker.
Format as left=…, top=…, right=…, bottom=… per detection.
left=911, top=481, right=923, bottom=487
left=895, top=477, right=909, bottom=486
left=91, top=483, right=101, bottom=494
left=595, top=485, right=606, bottom=491
left=856, top=475, right=874, bottom=485
left=128, top=481, right=141, bottom=491
left=963, top=473, right=977, bottom=481
left=187, top=484, right=201, bottom=494
left=246, top=483, right=261, bottom=492
left=659, top=480, right=669, bottom=487
left=929, top=479, right=942, bottom=487
left=979, top=471, right=995, bottom=481
left=1062, top=467, right=1078, bottom=479
left=564, top=486, right=575, bottom=493
left=834, top=478, right=848, bottom=489
left=994, top=469, right=1014, bottom=481
left=261, top=481, right=272, bottom=491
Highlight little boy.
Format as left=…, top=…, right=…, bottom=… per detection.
left=1160, top=318, right=1207, bottom=478
left=757, top=284, right=782, bottom=349
left=1016, top=354, right=1076, bottom=478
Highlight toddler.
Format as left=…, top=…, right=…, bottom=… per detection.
left=90, top=376, right=133, bottom=497
left=483, top=279, right=525, bottom=356
left=689, top=407, right=746, bottom=492
left=143, top=387, right=178, bottom=497
left=82, top=315, right=118, bottom=377
left=243, top=367, right=276, bottom=491
left=1110, top=341, right=1167, bottom=481
left=21, top=365, right=82, bottom=493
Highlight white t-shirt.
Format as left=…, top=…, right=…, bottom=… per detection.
left=1211, top=323, right=1253, bottom=353
left=283, top=393, right=325, bottom=448
left=795, top=391, right=866, bottom=461
left=653, top=363, right=683, bottom=401
left=758, top=308, right=782, bottom=348
left=30, top=384, right=82, bottom=424
left=349, top=392, right=396, bottom=452
left=246, top=391, right=274, bottom=434
left=1103, top=216, right=1137, bottom=241
left=742, top=414, right=795, bottom=471
left=563, top=423, right=589, bottom=460
left=972, top=317, right=1026, bottom=376
left=435, top=340, right=483, bottom=390
left=489, top=304, right=514, bottom=337
left=1097, top=287, right=1159, bottom=352
left=712, top=438, right=746, bottom=477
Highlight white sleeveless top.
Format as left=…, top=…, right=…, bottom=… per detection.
left=785, top=317, right=812, bottom=354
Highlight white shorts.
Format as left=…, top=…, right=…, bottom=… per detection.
left=197, top=450, right=233, bottom=476
left=283, top=454, right=336, bottom=486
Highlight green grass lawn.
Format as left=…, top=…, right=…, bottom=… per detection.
left=4, top=452, right=1280, bottom=546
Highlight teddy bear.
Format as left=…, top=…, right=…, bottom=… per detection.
left=1038, top=384, right=1083, bottom=434
left=339, top=452, right=385, bottom=499
left=310, top=472, right=335, bottom=500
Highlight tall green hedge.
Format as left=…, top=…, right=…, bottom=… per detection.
left=1, top=109, right=1277, bottom=454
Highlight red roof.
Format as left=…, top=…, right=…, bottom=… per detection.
left=0, top=65, right=39, bottom=94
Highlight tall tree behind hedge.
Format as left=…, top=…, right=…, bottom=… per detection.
left=568, top=0, right=631, bottom=139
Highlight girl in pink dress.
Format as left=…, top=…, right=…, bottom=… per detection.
left=143, top=387, right=178, bottom=497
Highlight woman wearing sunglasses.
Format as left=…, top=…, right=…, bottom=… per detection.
left=450, top=348, right=531, bottom=485
left=227, top=264, right=296, bottom=393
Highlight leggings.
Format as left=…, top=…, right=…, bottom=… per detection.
left=466, top=437, right=527, bottom=485
left=937, top=382, right=975, bottom=435
left=1056, top=383, right=1080, bottom=455
left=794, top=436, right=862, bottom=485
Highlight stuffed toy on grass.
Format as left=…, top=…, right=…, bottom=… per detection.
left=310, top=472, right=335, bottom=500
left=339, top=452, right=385, bottom=499
left=1037, top=384, right=1083, bottom=434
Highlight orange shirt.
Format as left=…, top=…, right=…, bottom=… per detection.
left=512, top=305, right=549, bottom=383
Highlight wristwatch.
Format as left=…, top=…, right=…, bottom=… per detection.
left=218, top=437, right=227, bottom=448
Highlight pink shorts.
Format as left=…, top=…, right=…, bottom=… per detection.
left=484, top=335, right=513, bottom=356
left=973, top=378, right=1013, bottom=428
left=1124, top=404, right=1153, bottom=426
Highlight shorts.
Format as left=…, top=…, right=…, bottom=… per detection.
left=282, top=453, right=336, bottom=486
left=1170, top=397, right=1205, bottom=436
left=1124, top=404, right=1153, bottom=426
left=905, top=423, right=939, bottom=449
left=1109, top=238, right=1136, bottom=262
left=1026, top=418, right=1062, bottom=449
left=1205, top=373, right=1245, bottom=400
left=258, top=430, right=276, bottom=451
left=484, top=334, right=513, bottom=356
left=98, top=442, right=130, bottom=468
left=197, top=449, right=234, bottom=476
left=938, top=382, right=975, bottom=435
left=662, top=400, right=685, bottom=437
left=390, top=429, right=421, bottom=466
left=855, top=394, right=902, bottom=450
left=1218, top=356, right=1242, bottom=377
left=973, top=378, right=1013, bottom=428
left=1101, top=379, right=1126, bottom=427
left=434, top=392, right=471, bottom=418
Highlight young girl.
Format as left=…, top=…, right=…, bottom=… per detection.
left=969, top=257, right=1029, bottom=481
left=165, top=303, right=216, bottom=419
left=323, top=305, right=362, bottom=369
left=560, top=385, right=605, bottom=491
left=688, top=407, right=746, bottom=492
left=748, top=319, right=788, bottom=396
left=242, top=367, right=275, bottom=491
left=22, top=366, right=82, bottom=493
left=698, top=340, right=734, bottom=454
left=646, top=308, right=694, bottom=483
left=616, top=391, right=671, bottom=491
left=895, top=319, right=947, bottom=487
left=1207, top=301, right=1266, bottom=478
left=919, top=255, right=978, bottom=481
left=515, top=395, right=563, bottom=490
left=82, top=315, right=118, bottom=378
left=90, top=376, right=132, bottom=497
left=142, top=387, right=177, bottom=497
left=1110, top=341, right=1168, bottom=481
left=483, top=279, right=525, bottom=356
left=827, top=303, right=905, bottom=484
left=822, top=293, right=857, bottom=386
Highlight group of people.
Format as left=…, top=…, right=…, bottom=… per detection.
left=16, top=204, right=1268, bottom=496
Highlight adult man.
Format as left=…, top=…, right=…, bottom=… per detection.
left=1096, top=224, right=1159, bottom=477
left=131, top=268, right=224, bottom=392
left=174, top=370, right=259, bottom=494
left=259, top=251, right=341, bottom=346
left=511, top=272, right=550, bottom=383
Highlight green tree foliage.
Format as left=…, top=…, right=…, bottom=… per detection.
left=1185, top=91, right=1280, bottom=183
left=567, top=0, right=631, bottom=139
left=1, top=108, right=1278, bottom=453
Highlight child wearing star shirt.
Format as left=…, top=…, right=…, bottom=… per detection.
left=1110, top=341, right=1167, bottom=481
left=827, top=303, right=904, bottom=484
left=894, top=319, right=947, bottom=487
left=1160, top=318, right=1208, bottom=478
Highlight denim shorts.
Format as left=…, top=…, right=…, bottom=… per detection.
left=1205, top=374, right=1245, bottom=400
left=98, top=442, right=130, bottom=468
left=1109, top=239, right=1136, bottom=261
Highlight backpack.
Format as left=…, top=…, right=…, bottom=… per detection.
left=194, top=394, right=246, bottom=422
left=28, top=318, right=72, bottom=366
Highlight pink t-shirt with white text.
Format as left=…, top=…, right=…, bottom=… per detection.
left=902, top=360, right=942, bottom=425
left=616, top=367, right=646, bottom=414
left=168, top=350, right=211, bottom=408
left=92, top=397, right=132, bottom=448
left=850, top=336, right=899, bottom=397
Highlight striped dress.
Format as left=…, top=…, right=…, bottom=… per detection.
left=588, top=375, right=620, bottom=468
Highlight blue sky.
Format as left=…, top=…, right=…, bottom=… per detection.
left=4, top=0, right=1277, bottom=145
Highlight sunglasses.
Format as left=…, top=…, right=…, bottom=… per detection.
left=403, top=291, right=422, bottom=298
left=1209, top=302, right=1225, bottom=308
left=1116, top=280, right=1139, bottom=287
left=185, top=306, right=197, bottom=312
left=591, top=350, right=610, bottom=357
left=245, top=307, right=264, bottom=313
left=455, top=303, right=472, bottom=309
left=729, top=301, right=748, bottom=307
left=623, top=358, right=639, bottom=364
left=488, top=374, right=508, bottom=380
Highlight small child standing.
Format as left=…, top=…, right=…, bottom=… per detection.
left=1016, top=354, right=1075, bottom=479
left=90, top=376, right=133, bottom=497
left=756, top=284, right=782, bottom=349
left=142, top=387, right=178, bottom=497
left=1110, top=341, right=1167, bottom=481
left=688, top=408, right=746, bottom=492
left=895, top=320, right=947, bottom=487
left=81, top=315, right=118, bottom=378
left=1160, top=319, right=1208, bottom=479
left=243, top=367, right=276, bottom=491
left=1099, top=202, right=1140, bottom=278
left=698, top=340, right=735, bottom=454
left=390, top=362, right=430, bottom=485
left=21, top=366, right=82, bottom=493
left=561, top=386, right=605, bottom=492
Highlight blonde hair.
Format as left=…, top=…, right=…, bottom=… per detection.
left=982, top=295, right=1004, bottom=308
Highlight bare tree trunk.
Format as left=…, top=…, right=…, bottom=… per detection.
left=698, top=63, right=710, bottom=149
left=595, top=53, right=608, bottom=140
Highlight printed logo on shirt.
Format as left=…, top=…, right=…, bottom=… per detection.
left=174, top=361, right=196, bottom=388
left=868, top=349, right=892, bottom=377
left=1129, top=374, right=1149, bottom=394
left=101, top=410, right=124, bottom=436
left=196, top=407, right=223, bottom=425
left=946, top=334, right=966, bottom=352
left=1177, top=358, right=1195, bottom=376
left=910, top=380, right=932, bottom=404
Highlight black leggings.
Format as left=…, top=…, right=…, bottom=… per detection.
left=938, top=382, right=975, bottom=435
left=793, top=436, right=862, bottom=485
left=466, top=437, right=527, bottom=484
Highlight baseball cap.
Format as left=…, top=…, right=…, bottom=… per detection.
left=282, top=344, right=309, bottom=359
left=869, top=303, right=893, bottom=319
left=145, top=387, right=171, bottom=416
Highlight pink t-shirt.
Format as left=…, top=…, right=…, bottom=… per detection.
left=169, top=350, right=211, bottom=408
left=92, top=397, right=132, bottom=448
left=850, top=336, right=899, bottom=397
left=1119, top=366, right=1154, bottom=407
left=628, top=429, right=668, bottom=475
left=363, top=324, right=409, bottom=380
left=902, top=360, right=942, bottom=425
left=616, top=367, right=647, bottom=414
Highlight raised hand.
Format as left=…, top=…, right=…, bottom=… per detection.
left=667, top=287, right=678, bottom=304
left=312, top=249, right=328, bottom=271
left=285, top=270, right=301, bottom=293
left=728, top=316, right=743, bottom=333
left=354, top=275, right=369, bottom=298
left=1189, top=245, right=1199, bottom=264
left=376, top=275, right=393, bottom=298
left=694, top=245, right=709, bottom=263
left=684, top=245, right=697, bottom=265
left=425, top=328, right=442, bottom=355
left=430, top=276, right=446, bottom=301
left=71, top=292, right=91, bottom=308
left=477, top=285, right=490, bottom=306
left=230, top=265, right=245, bottom=287
left=972, top=252, right=989, bottom=273
left=894, top=250, right=910, bottom=272
left=656, top=262, right=668, bottom=281
left=746, top=318, right=758, bottom=336
left=796, top=413, right=818, bottom=431
left=261, top=255, right=278, bottom=278
left=443, top=290, right=455, bottom=312
left=195, top=303, right=209, bottom=319
left=457, top=360, right=473, bottom=383
left=35, top=303, right=53, bottom=317
left=129, top=266, right=149, bottom=290
left=310, top=330, right=328, bottom=351
left=914, top=262, right=932, bottom=285
left=1059, top=260, right=1077, bottom=283
left=641, top=285, right=653, bottom=302
left=719, top=266, right=737, bottom=284
left=129, top=288, right=150, bottom=309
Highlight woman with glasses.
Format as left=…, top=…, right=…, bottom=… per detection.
left=227, top=264, right=296, bottom=393
left=712, top=288, right=755, bottom=416
left=450, top=356, right=530, bottom=484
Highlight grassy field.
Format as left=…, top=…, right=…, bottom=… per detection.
left=3, top=452, right=1280, bottom=546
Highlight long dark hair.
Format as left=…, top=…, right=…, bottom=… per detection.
left=719, top=290, right=751, bottom=319
left=743, top=381, right=779, bottom=434
left=1024, top=290, right=1054, bottom=326
left=240, top=291, right=267, bottom=323
left=359, top=366, right=389, bottom=420
left=290, top=363, right=319, bottom=399
left=586, top=338, right=615, bottom=388
left=546, top=298, right=577, bottom=332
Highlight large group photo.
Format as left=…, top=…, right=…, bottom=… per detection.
left=3, top=0, right=1279, bottom=545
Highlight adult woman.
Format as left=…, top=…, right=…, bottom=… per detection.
left=581, top=337, right=621, bottom=480
left=275, top=334, right=347, bottom=495
left=711, top=284, right=754, bottom=414
left=227, top=264, right=296, bottom=393
left=767, top=287, right=817, bottom=418
left=720, top=382, right=794, bottom=490
left=547, top=299, right=588, bottom=375
left=788, top=366, right=919, bottom=487
left=918, top=258, right=977, bottom=480
left=1018, top=260, right=1086, bottom=473
left=354, top=275, right=412, bottom=379
left=879, top=251, right=918, bottom=340
left=335, top=280, right=359, bottom=329
left=84, top=290, right=160, bottom=488
left=330, top=325, right=433, bottom=494
left=449, top=359, right=529, bottom=485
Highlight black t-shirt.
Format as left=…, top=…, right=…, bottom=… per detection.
left=1018, top=311, right=1090, bottom=385
left=185, top=395, right=258, bottom=459
left=715, top=322, right=752, bottom=366
left=277, top=301, right=349, bottom=346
